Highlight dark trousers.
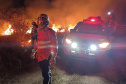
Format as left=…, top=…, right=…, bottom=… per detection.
left=39, top=60, right=51, bottom=84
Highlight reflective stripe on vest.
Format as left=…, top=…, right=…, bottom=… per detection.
left=38, top=41, right=51, bottom=44
left=37, top=41, right=53, bottom=49
left=38, top=45, right=52, bottom=49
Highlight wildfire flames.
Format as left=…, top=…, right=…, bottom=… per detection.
left=68, top=24, right=75, bottom=31
left=28, top=40, right=31, bottom=43
left=52, top=24, right=61, bottom=32
left=2, top=25, right=14, bottom=35
left=26, top=28, right=32, bottom=34
left=25, top=24, right=75, bottom=33
left=52, top=24, right=75, bottom=32
left=2, top=23, right=75, bottom=36
left=0, top=23, right=75, bottom=47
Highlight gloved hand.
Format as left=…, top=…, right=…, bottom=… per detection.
left=30, top=52, right=36, bottom=59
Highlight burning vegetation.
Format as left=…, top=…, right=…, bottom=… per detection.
left=0, top=8, right=33, bottom=76
left=2, top=25, right=14, bottom=35
left=0, top=7, right=75, bottom=76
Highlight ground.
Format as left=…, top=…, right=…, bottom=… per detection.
left=1, top=55, right=126, bottom=84
left=0, top=66, right=117, bottom=84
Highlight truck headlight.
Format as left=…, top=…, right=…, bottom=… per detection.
left=90, top=44, right=97, bottom=51
left=99, top=42, right=110, bottom=49
left=71, top=42, right=77, bottom=48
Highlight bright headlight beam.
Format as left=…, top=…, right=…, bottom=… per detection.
left=90, top=45, right=97, bottom=51
left=71, top=42, right=77, bottom=48
left=99, top=43, right=109, bottom=48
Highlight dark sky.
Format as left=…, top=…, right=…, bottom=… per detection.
left=0, top=0, right=126, bottom=26
left=12, top=0, right=25, bottom=8
left=0, top=0, right=25, bottom=9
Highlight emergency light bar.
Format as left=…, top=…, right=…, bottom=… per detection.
left=91, top=19, right=95, bottom=22
left=83, top=16, right=102, bottom=24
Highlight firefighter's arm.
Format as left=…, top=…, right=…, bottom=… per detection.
left=48, top=30, right=58, bottom=67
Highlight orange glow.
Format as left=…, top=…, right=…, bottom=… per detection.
left=68, top=24, right=75, bottom=32
left=28, top=40, right=31, bottom=43
left=2, top=25, right=14, bottom=35
left=52, top=24, right=75, bottom=32
left=52, top=24, right=61, bottom=32
left=60, top=29, right=65, bottom=32
left=26, top=28, right=32, bottom=34
left=21, top=39, right=31, bottom=47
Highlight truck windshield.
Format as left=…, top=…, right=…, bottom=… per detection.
left=74, top=23, right=104, bottom=35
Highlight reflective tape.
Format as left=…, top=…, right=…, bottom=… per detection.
left=38, top=41, right=51, bottom=44
left=38, top=45, right=52, bottom=49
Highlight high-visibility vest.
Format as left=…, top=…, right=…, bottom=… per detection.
left=33, top=28, right=58, bottom=62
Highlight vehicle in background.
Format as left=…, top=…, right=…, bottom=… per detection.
left=62, top=16, right=114, bottom=61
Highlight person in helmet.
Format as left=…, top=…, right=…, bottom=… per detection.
left=97, top=16, right=103, bottom=23
left=31, top=14, right=58, bottom=84
left=31, top=21, right=38, bottom=48
left=103, top=12, right=118, bottom=41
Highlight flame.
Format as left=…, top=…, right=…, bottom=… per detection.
left=25, top=24, right=75, bottom=33
left=52, top=24, right=61, bottom=32
left=28, top=40, right=31, bottom=43
left=26, top=28, right=32, bottom=34
left=2, top=25, right=14, bottom=35
left=60, top=29, right=65, bottom=32
left=68, top=24, right=75, bottom=32
left=52, top=24, right=75, bottom=32
left=26, top=24, right=62, bottom=34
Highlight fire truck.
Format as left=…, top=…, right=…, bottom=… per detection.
left=62, top=16, right=114, bottom=61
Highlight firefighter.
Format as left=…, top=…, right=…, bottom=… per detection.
left=31, top=21, right=38, bottom=48
left=103, top=12, right=118, bottom=40
left=31, top=14, right=58, bottom=84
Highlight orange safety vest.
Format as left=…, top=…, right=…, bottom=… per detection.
left=34, top=28, right=58, bottom=62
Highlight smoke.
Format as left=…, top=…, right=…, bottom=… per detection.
left=0, top=0, right=13, bottom=9
left=24, top=0, right=118, bottom=26
left=113, top=0, right=126, bottom=24
left=0, top=0, right=126, bottom=27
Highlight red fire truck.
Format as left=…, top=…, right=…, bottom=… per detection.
left=62, top=17, right=114, bottom=61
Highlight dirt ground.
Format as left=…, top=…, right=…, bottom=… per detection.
left=1, top=57, right=126, bottom=84
left=0, top=66, right=116, bottom=84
